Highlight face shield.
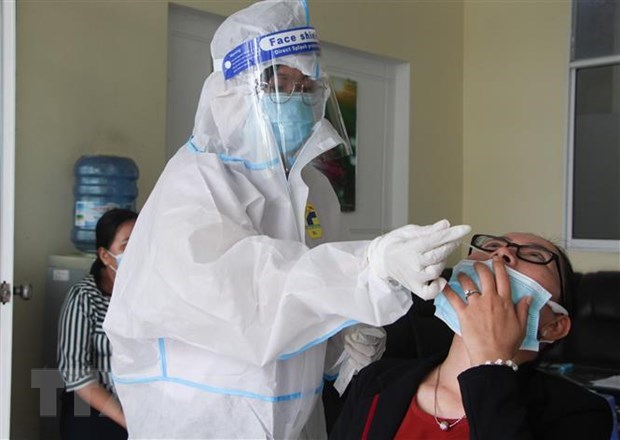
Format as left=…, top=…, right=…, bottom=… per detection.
left=215, top=27, right=350, bottom=173
left=253, top=62, right=328, bottom=173
left=203, top=22, right=351, bottom=175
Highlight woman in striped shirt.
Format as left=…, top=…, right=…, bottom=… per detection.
left=58, top=208, right=137, bottom=440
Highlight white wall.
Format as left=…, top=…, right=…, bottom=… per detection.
left=14, top=2, right=167, bottom=437
left=463, top=0, right=619, bottom=271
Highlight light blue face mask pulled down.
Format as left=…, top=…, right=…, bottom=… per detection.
left=433, top=259, right=552, bottom=352
left=261, top=93, right=315, bottom=169
left=106, top=250, right=124, bottom=273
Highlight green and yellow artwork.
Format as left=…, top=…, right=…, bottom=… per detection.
left=314, top=77, right=358, bottom=212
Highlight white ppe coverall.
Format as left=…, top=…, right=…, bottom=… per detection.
left=104, top=1, right=414, bottom=438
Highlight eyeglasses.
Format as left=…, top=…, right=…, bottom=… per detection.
left=256, top=77, right=326, bottom=105
left=470, top=234, right=560, bottom=264
left=468, top=234, right=566, bottom=313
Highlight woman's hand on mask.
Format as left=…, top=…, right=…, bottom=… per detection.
left=444, top=256, right=532, bottom=367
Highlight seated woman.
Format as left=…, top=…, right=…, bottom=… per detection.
left=330, top=233, right=614, bottom=439
left=57, top=208, right=137, bottom=440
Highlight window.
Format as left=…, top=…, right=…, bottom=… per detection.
left=567, top=0, right=620, bottom=251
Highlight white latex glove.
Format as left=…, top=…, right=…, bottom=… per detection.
left=367, top=219, right=472, bottom=300
left=343, top=324, right=386, bottom=369
left=333, top=324, right=387, bottom=395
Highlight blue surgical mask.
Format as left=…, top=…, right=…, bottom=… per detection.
left=433, top=259, right=553, bottom=352
left=261, top=93, right=315, bottom=169
left=106, top=250, right=124, bottom=273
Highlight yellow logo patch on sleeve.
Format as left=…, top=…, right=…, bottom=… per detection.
left=305, top=203, right=323, bottom=239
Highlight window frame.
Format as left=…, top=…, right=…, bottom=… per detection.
left=565, top=54, right=620, bottom=251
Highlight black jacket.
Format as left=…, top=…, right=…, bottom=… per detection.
left=330, top=353, right=613, bottom=439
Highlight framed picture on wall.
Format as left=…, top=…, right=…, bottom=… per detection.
left=314, top=77, right=358, bottom=212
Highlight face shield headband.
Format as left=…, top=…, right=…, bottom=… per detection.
left=213, top=26, right=321, bottom=81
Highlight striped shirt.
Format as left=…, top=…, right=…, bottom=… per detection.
left=57, top=275, right=115, bottom=394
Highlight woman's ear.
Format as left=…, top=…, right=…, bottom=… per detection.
left=97, top=247, right=112, bottom=267
left=542, top=315, right=571, bottom=342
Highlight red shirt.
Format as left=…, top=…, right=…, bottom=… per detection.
left=394, top=395, right=469, bottom=439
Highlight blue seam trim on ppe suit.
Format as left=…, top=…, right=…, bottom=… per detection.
left=185, top=138, right=282, bottom=171
left=300, top=0, right=310, bottom=25
left=218, top=154, right=280, bottom=170
left=302, top=0, right=320, bottom=79
left=186, top=137, right=206, bottom=153
left=278, top=319, right=358, bottom=360
left=158, top=338, right=168, bottom=376
left=110, top=339, right=325, bottom=403
left=113, top=374, right=324, bottom=403
left=323, top=373, right=338, bottom=381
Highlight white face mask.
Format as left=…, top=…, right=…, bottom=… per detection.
left=106, top=250, right=124, bottom=273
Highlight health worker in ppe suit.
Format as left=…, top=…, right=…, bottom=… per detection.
left=103, top=1, right=470, bottom=438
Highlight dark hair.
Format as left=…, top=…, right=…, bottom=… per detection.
left=553, top=243, right=576, bottom=317
left=537, top=241, right=575, bottom=361
left=260, top=65, right=277, bottom=84
left=90, top=208, right=138, bottom=287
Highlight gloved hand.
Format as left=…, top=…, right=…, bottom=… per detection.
left=333, top=324, right=387, bottom=395
left=367, top=219, right=472, bottom=300
left=343, top=324, right=386, bottom=370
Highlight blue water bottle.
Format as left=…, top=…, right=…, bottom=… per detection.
left=71, top=155, right=139, bottom=253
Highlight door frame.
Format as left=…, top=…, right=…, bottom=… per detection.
left=1, top=0, right=16, bottom=437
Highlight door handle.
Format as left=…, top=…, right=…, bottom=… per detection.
left=0, top=281, right=33, bottom=304
left=14, top=283, right=33, bottom=301
left=0, top=281, right=10, bottom=304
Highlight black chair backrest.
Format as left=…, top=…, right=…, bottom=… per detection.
left=563, top=271, right=620, bottom=369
